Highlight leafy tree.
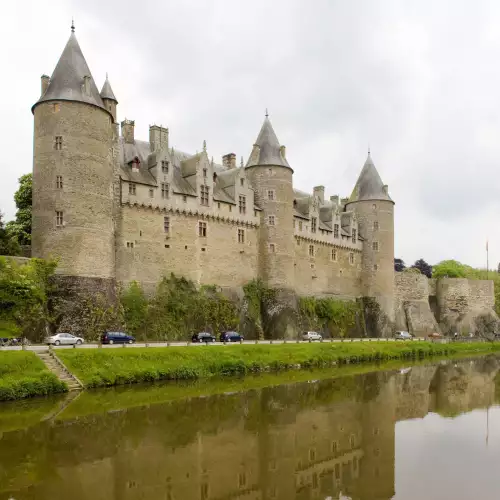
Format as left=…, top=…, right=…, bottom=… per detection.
left=394, top=258, right=406, bottom=272
left=0, top=213, right=20, bottom=256
left=6, top=174, right=32, bottom=246
left=432, top=260, right=475, bottom=278
left=412, top=258, right=433, bottom=278
left=121, top=281, right=148, bottom=333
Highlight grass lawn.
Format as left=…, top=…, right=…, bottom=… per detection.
left=57, top=340, right=500, bottom=389
left=0, top=351, right=67, bottom=401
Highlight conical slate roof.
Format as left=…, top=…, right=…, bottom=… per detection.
left=349, top=153, right=393, bottom=203
left=100, top=75, right=117, bottom=102
left=32, top=30, right=107, bottom=113
left=246, top=116, right=290, bottom=168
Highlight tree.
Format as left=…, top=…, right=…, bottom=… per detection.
left=412, top=258, right=433, bottom=278
left=394, top=258, right=406, bottom=272
left=121, top=281, right=148, bottom=333
left=432, top=260, right=475, bottom=279
left=6, top=173, right=32, bottom=246
left=0, top=213, right=20, bottom=256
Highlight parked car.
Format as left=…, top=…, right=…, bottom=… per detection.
left=101, top=332, right=135, bottom=345
left=394, top=331, right=413, bottom=340
left=427, top=332, right=442, bottom=339
left=192, top=332, right=216, bottom=343
left=46, top=333, right=84, bottom=346
left=220, top=331, right=244, bottom=342
left=302, top=331, right=323, bottom=341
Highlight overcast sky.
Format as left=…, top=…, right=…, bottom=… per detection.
left=2, top=0, right=499, bottom=268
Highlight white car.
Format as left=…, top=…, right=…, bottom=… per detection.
left=302, top=331, right=323, bottom=341
left=394, top=331, right=413, bottom=340
left=46, top=333, right=84, bottom=346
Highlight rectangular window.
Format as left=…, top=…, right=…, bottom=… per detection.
left=200, top=185, right=209, bottom=206
left=161, top=183, right=169, bottom=199
left=238, top=228, right=245, bottom=244
left=299, top=220, right=303, bottom=231
left=269, top=243, right=276, bottom=253
left=126, top=241, right=134, bottom=248
left=56, top=175, right=63, bottom=189
left=308, top=244, right=315, bottom=257
left=240, top=178, right=244, bottom=187
left=203, top=168, right=207, bottom=178
left=373, top=241, right=379, bottom=251
left=239, top=195, right=246, bottom=214
left=331, top=248, right=337, bottom=261
left=311, top=217, right=317, bottom=233
left=334, top=224, right=339, bottom=238
left=164, top=216, right=170, bottom=233
left=352, top=229, right=357, bottom=244
left=238, top=472, right=247, bottom=488
left=55, top=211, right=63, bottom=226
left=267, top=190, right=275, bottom=201
left=183, top=195, right=187, bottom=203
left=268, top=215, right=275, bottom=226
left=161, top=161, right=169, bottom=174
left=54, top=136, right=62, bottom=150
left=349, top=252, right=355, bottom=264
left=229, top=205, right=232, bottom=212
left=296, top=238, right=300, bottom=246
left=198, top=221, right=207, bottom=237
left=129, top=183, right=136, bottom=195
left=149, top=188, right=154, bottom=198
left=373, top=221, right=379, bottom=230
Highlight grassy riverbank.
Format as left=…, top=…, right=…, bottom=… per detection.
left=58, top=341, right=500, bottom=388
left=0, top=352, right=67, bottom=401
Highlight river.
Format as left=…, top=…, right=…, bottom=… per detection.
left=0, top=355, right=499, bottom=499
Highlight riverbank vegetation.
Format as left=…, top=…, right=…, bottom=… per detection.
left=58, top=341, right=500, bottom=389
left=0, top=351, right=66, bottom=401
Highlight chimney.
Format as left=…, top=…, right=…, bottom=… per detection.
left=383, top=184, right=389, bottom=195
left=313, top=186, right=325, bottom=203
left=280, top=145, right=286, bottom=159
left=330, top=195, right=339, bottom=205
left=222, top=153, right=237, bottom=169
left=41, top=75, right=50, bottom=97
left=149, top=125, right=169, bottom=152
left=121, top=119, right=135, bottom=144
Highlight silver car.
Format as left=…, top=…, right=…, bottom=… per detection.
left=302, top=331, right=323, bottom=341
left=46, top=333, right=84, bottom=346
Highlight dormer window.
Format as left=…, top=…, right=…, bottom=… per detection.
left=161, top=161, right=169, bottom=174
left=131, top=157, right=140, bottom=172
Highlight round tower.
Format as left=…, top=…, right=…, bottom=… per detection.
left=245, top=115, right=295, bottom=289
left=31, top=25, right=116, bottom=283
left=345, top=153, right=395, bottom=323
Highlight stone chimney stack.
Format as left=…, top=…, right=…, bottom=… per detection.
left=41, top=75, right=50, bottom=97
left=222, top=153, right=237, bottom=169
left=121, top=119, right=135, bottom=144
left=149, top=125, right=169, bottom=152
left=313, top=185, right=325, bottom=203
left=330, top=195, right=339, bottom=205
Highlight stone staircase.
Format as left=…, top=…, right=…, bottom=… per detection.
left=36, top=351, right=83, bottom=391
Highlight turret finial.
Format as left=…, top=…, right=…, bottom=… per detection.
left=368, top=144, right=371, bottom=156
left=203, top=140, right=207, bottom=152
left=265, top=108, right=269, bottom=118
left=240, top=156, right=244, bottom=168
left=71, top=18, right=75, bottom=33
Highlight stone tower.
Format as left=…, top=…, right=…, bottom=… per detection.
left=245, top=115, right=295, bottom=289
left=31, top=25, right=116, bottom=287
left=345, top=153, right=395, bottom=323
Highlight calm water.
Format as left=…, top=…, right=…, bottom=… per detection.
left=0, top=356, right=500, bottom=500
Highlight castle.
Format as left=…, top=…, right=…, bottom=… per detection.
left=31, top=25, right=396, bottom=322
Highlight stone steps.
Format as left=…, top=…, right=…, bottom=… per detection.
left=36, top=351, right=82, bottom=391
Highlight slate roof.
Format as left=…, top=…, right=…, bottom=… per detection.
left=246, top=117, right=290, bottom=168
left=100, top=76, right=117, bottom=102
left=33, top=31, right=107, bottom=113
left=348, top=153, right=393, bottom=203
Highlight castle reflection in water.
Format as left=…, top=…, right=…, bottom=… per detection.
left=0, top=356, right=499, bottom=500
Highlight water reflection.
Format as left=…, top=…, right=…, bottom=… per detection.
left=0, top=356, right=499, bottom=500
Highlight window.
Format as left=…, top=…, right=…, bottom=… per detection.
left=299, top=220, right=303, bottom=231
left=126, top=241, right=134, bottom=248
left=374, top=264, right=378, bottom=271
left=311, top=217, right=317, bottom=233
left=309, top=449, right=316, bottom=461
left=238, top=472, right=247, bottom=488
left=55, top=211, right=63, bottom=226
left=54, top=136, right=62, bottom=150
left=129, top=183, right=136, bottom=195
left=183, top=195, right=187, bottom=203
left=239, top=195, right=246, bottom=214
left=198, top=221, right=207, bottom=237
left=308, top=244, right=315, bottom=257
left=352, top=229, right=357, bottom=244
left=161, top=161, right=169, bottom=174
left=373, top=241, right=379, bottom=251
left=350, top=435, right=356, bottom=448
left=56, top=175, right=63, bottom=189
left=267, top=190, right=275, bottom=201
left=240, top=178, right=244, bottom=187
left=331, top=441, right=338, bottom=454
left=200, top=185, right=209, bottom=206
left=268, top=215, right=275, bottom=226
left=254, top=210, right=257, bottom=217
left=269, top=243, right=276, bottom=253
left=331, top=248, right=337, bottom=261
left=53, top=103, right=60, bottom=112
left=217, top=202, right=221, bottom=209
left=164, top=216, right=170, bottom=233
left=296, top=238, right=300, bottom=246
left=161, top=183, right=169, bottom=199
left=349, top=252, right=355, bottom=264
left=201, top=483, right=209, bottom=500
left=238, top=228, right=245, bottom=244
left=203, top=168, right=207, bottom=178
left=334, top=224, right=339, bottom=238
left=372, top=203, right=377, bottom=210
left=373, top=221, right=379, bottom=230
left=229, top=205, right=232, bottom=212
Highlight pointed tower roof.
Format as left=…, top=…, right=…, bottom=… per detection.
left=246, top=115, right=290, bottom=169
left=100, top=74, right=117, bottom=102
left=348, top=152, right=393, bottom=203
left=32, top=28, right=107, bottom=114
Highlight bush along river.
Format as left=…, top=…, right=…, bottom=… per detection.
left=0, top=355, right=500, bottom=499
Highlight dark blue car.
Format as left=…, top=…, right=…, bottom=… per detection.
left=101, top=331, right=135, bottom=345
left=220, top=331, right=244, bottom=343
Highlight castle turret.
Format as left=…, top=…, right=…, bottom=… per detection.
left=245, top=114, right=295, bottom=289
left=345, top=153, right=395, bottom=325
left=31, top=24, right=116, bottom=285
left=100, top=74, right=118, bottom=123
